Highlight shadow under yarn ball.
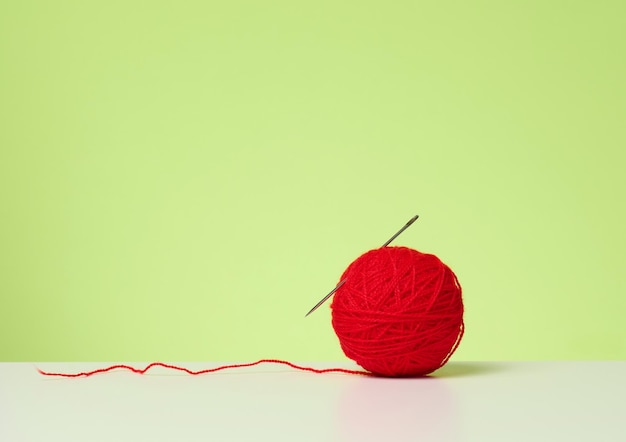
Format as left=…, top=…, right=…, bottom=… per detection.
left=331, top=246, right=464, bottom=377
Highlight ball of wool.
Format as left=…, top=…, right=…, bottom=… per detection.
left=331, top=246, right=464, bottom=377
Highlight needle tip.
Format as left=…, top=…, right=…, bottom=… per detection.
left=304, top=216, right=418, bottom=317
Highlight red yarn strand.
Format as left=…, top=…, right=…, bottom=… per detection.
left=36, top=360, right=371, bottom=378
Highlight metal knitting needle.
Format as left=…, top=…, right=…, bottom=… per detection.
left=305, top=214, right=419, bottom=317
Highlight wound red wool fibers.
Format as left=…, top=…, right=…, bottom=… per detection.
left=331, top=246, right=464, bottom=377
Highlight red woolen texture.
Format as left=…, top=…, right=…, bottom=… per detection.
left=331, top=246, right=464, bottom=377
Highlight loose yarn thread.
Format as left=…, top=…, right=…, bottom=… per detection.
left=37, top=360, right=371, bottom=378
left=332, top=246, right=464, bottom=377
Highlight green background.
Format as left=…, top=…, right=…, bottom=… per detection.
left=1, top=1, right=624, bottom=362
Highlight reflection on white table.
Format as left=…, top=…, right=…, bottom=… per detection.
left=1, top=361, right=624, bottom=441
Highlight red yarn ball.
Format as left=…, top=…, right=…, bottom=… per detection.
left=331, top=246, right=464, bottom=377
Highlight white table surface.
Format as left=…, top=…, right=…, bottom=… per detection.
left=1, top=361, right=624, bottom=442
